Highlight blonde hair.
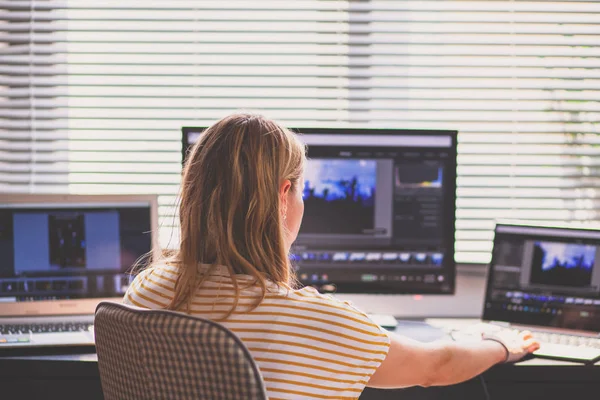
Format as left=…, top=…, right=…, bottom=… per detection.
left=166, top=113, right=305, bottom=316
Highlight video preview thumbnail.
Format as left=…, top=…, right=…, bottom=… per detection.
left=302, top=159, right=376, bottom=235
left=395, top=164, right=442, bottom=189
left=530, top=241, right=596, bottom=288
left=48, top=214, right=87, bottom=269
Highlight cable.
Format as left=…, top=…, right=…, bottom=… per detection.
left=479, top=375, right=491, bottom=400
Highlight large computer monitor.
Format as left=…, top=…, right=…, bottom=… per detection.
left=182, top=127, right=457, bottom=294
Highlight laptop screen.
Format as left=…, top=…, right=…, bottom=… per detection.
left=0, top=198, right=156, bottom=304
left=483, top=223, right=600, bottom=332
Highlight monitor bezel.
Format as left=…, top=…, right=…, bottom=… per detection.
left=181, top=126, right=458, bottom=295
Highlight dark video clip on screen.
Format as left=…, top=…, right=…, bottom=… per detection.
left=530, top=241, right=595, bottom=288
left=182, top=127, right=457, bottom=294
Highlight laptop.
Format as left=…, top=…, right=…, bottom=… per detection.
left=0, top=194, right=159, bottom=350
left=429, top=222, right=600, bottom=364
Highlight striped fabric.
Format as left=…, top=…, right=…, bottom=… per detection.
left=124, top=265, right=391, bottom=400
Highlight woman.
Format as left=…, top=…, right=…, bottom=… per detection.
left=125, top=113, right=539, bottom=399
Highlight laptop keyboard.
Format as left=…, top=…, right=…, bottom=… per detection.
left=442, top=322, right=600, bottom=356
left=533, top=331, right=600, bottom=349
left=0, top=322, right=93, bottom=335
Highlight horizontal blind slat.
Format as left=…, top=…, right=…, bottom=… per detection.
left=3, top=1, right=599, bottom=264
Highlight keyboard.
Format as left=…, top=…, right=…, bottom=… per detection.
left=0, top=322, right=93, bottom=335
left=429, top=320, right=600, bottom=364
left=533, top=331, right=600, bottom=349
left=0, top=321, right=95, bottom=347
left=529, top=331, right=600, bottom=364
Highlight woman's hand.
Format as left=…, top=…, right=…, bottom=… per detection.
left=482, top=329, right=540, bottom=363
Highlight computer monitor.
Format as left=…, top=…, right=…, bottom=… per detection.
left=182, top=127, right=457, bottom=294
left=0, top=194, right=159, bottom=316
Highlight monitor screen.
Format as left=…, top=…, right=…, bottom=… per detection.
left=0, top=199, right=155, bottom=302
left=182, top=127, right=457, bottom=294
left=483, top=223, right=600, bottom=332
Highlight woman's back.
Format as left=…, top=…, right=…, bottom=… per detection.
left=125, top=265, right=390, bottom=399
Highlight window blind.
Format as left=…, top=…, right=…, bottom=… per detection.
left=2, top=0, right=599, bottom=264
left=0, top=0, right=70, bottom=193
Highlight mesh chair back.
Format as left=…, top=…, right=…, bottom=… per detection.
left=94, top=301, right=268, bottom=400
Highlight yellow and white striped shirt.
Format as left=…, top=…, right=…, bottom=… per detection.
left=124, top=265, right=391, bottom=400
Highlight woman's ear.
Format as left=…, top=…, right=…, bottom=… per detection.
left=279, top=179, right=292, bottom=217
left=279, top=179, right=292, bottom=197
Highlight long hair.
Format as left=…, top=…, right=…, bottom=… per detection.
left=166, top=113, right=305, bottom=316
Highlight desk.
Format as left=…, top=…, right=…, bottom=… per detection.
left=1, top=320, right=598, bottom=400
left=362, top=321, right=600, bottom=400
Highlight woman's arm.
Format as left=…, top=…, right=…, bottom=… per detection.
left=368, top=329, right=539, bottom=388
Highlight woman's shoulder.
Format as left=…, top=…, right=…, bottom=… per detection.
left=123, top=264, right=178, bottom=307
left=130, top=264, right=177, bottom=284
left=286, top=285, right=361, bottom=311
left=279, top=286, right=390, bottom=338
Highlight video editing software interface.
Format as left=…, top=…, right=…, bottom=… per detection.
left=183, top=127, right=457, bottom=294
left=0, top=202, right=153, bottom=302
left=484, top=225, right=600, bottom=332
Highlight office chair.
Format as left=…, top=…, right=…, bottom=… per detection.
left=94, top=302, right=268, bottom=400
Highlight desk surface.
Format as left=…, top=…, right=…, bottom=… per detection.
left=1, top=319, right=599, bottom=400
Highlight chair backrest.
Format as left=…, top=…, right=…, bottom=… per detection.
left=94, top=301, right=268, bottom=400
